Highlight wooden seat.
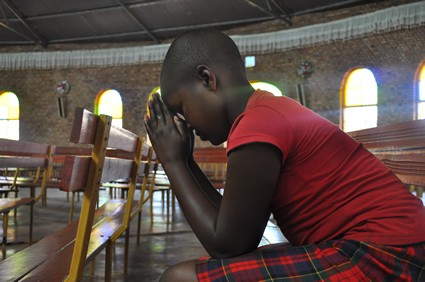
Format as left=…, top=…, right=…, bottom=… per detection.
left=148, top=158, right=173, bottom=224
left=349, top=119, right=425, bottom=198
left=0, top=138, right=53, bottom=245
left=0, top=108, right=145, bottom=281
left=58, top=108, right=144, bottom=281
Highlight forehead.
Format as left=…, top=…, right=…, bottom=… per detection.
left=162, top=87, right=185, bottom=113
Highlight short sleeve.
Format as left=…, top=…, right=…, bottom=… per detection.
left=227, top=105, right=292, bottom=160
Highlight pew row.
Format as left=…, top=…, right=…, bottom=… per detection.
left=0, top=139, right=53, bottom=245
left=0, top=108, right=153, bottom=281
left=193, top=147, right=227, bottom=191
left=349, top=119, right=425, bottom=198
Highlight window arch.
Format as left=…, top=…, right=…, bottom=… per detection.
left=250, top=81, right=283, bottom=96
left=341, top=68, right=378, bottom=132
left=0, top=91, right=19, bottom=140
left=95, top=89, right=123, bottom=127
left=416, top=61, right=425, bottom=119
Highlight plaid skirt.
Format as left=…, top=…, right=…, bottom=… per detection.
left=196, top=240, right=425, bottom=281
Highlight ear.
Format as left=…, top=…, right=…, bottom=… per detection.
left=196, top=65, right=217, bottom=91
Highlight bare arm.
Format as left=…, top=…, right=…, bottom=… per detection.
left=145, top=94, right=282, bottom=258
left=161, top=143, right=281, bottom=258
left=187, top=156, right=222, bottom=208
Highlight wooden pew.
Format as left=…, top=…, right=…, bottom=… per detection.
left=0, top=139, right=53, bottom=245
left=193, top=147, right=227, bottom=190
left=0, top=108, right=148, bottom=281
left=349, top=119, right=425, bottom=198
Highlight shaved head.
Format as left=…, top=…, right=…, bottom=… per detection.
left=160, top=29, right=246, bottom=101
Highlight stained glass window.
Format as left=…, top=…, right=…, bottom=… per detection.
left=250, top=81, right=283, bottom=96
left=0, top=92, right=19, bottom=140
left=95, top=89, right=123, bottom=127
left=342, top=68, right=378, bottom=132
left=416, top=63, right=425, bottom=119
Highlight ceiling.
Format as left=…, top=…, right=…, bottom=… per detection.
left=0, top=0, right=379, bottom=47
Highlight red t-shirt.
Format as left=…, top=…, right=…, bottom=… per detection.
left=227, top=90, right=425, bottom=246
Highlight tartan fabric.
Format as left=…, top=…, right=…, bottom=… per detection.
left=196, top=240, right=425, bottom=281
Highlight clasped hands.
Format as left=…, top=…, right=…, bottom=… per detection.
left=144, top=93, right=194, bottom=165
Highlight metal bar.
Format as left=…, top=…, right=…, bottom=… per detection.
left=0, top=22, right=35, bottom=42
left=23, top=0, right=178, bottom=21
left=44, top=16, right=273, bottom=44
left=293, top=0, right=363, bottom=15
left=0, top=2, right=9, bottom=24
left=242, top=0, right=291, bottom=25
left=116, top=0, right=160, bottom=43
left=1, top=0, right=47, bottom=46
left=270, top=0, right=292, bottom=19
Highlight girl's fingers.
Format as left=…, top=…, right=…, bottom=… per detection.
left=148, top=98, right=158, bottom=124
left=152, top=93, right=167, bottom=124
left=174, top=115, right=187, bottom=137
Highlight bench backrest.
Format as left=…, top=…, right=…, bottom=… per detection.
left=194, top=147, right=227, bottom=187
left=349, top=120, right=425, bottom=195
left=62, top=108, right=143, bottom=281
left=0, top=138, right=53, bottom=202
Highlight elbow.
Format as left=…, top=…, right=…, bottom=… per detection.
left=206, top=241, right=258, bottom=259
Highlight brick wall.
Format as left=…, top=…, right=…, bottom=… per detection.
left=0, top=0, right=424, bottom=146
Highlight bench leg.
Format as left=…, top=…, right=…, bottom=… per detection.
left=137, top=211, right=142, bottom=244
left=105, top=241, right=113, bottom=282
left=29, top=203, right=34, bottom=245
left=2, top=212, right=9, bottom=245
left=150, top=192, right=154, bottom=225
left=69, top=192, right=75, bottom=224
left=42, top=191, right=47, bottom=207
left=166, top=190, right=170, bottom=225
left=124, top=227, right=130, bottom=274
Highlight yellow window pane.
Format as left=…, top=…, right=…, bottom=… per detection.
left=420, top=65, right=425, bottom=101
left=418, top=102, right=425, bottom=120
left=251, top=82, right=283, bottom=96
left=0, top=120, right=19, bottom=140
left=97, top=89, right=123, bottom=119
left=343, top=106, right=377, bottom=132
left=112, top=118, right=123, bottom=128
left=0, top=105, right=7, bottom=119
left=147, top=87, right=161, bottom=117
left=345, top=69, right=377, bottom=106
left=0, top=92, right=19, bottom=120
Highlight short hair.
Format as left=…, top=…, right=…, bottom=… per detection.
left=160, top=29, right=245, bottom=99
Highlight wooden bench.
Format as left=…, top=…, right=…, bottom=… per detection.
left=194, top=147, right=227, bottom=191
left=0, top=139, right=53, bottom=245
left=0, top=108, right=152, bottom=281
left=349, top=119, right=425, bottom=199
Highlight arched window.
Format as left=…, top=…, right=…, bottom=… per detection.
left=250, top=81, right=283, bottom=96
left=341, top=68, right=378, bottom=132
left=416, top=62, right=425, bottom=119
left=95, top=89, right=123, bottom=127
left=0, top=92, right=19, bottom=140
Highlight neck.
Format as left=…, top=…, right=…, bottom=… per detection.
left=224, top=84, right=255, bottom=125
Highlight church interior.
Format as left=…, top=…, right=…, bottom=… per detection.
left=0, top=0, right=424, bottom=281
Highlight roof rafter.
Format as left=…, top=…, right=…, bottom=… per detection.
left=270, top=0, right=292, bottom=19
left=46, top=16, right=273, bottom=44
left=1, top=0, right=47, bottom=46
left=116, top=0, right=160, bottom=43
left=241, top=0, right=291, bottom=25
left=0, top=21, right=36, bottom=42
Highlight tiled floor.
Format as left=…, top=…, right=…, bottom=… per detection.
left=0, top=187, right=286, bottom=281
